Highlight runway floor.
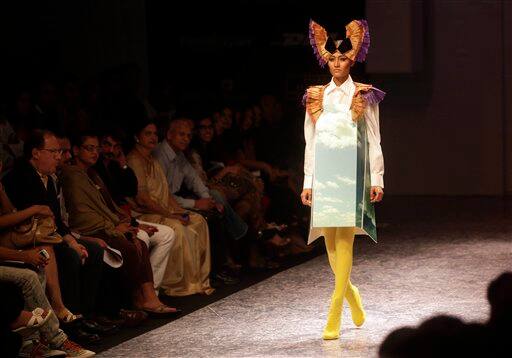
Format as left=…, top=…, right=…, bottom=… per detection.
left=98, top=197, right=512, bottom=357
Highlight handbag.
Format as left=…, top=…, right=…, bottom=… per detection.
left=209, top=170, right=258, bottom=202
left=0, top=216, right=63, bottom=249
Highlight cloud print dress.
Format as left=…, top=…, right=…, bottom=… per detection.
left=303, top=75, right=385, bottom=244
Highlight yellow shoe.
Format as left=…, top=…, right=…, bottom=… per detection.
left=348, top=286, right=366, bottom=327
left=322, top=297, right=342, bottom=340
left=322, top=328, right=340, bottom=340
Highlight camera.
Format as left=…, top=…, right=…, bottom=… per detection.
left=39, top=249, right=50, bottom=260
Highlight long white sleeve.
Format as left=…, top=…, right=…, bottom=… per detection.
left=303, top=111, right=315, bottom=189
left=364, top=103, right=385, bottom=188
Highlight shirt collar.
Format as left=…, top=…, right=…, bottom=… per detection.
left=162, top=140, right=177, bottom=161
left=325, top=75, right=354, bottom=96
left=36, top=170, right=48, bottom=189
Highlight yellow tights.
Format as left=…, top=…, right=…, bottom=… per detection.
left=322, top=227, right=366, bottom=340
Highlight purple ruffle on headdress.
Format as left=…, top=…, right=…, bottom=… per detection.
left=309, top=20, right=327, bottom=68
left=355, top=19, right=370, bottom=63
left=362, top=86, right=386, bottom=105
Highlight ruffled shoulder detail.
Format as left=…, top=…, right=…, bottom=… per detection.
left=350, top=82, right=386, bottom=121
left=354, top=82, right=386, bottom=105
left=302, top=84, right=328, bottom=124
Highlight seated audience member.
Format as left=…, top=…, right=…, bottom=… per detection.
left=154, top=118, right=246, bottom=280
left=71, top=132, right=175, bottom=290
left=155, top=118, right=247, bottom=241
left=94, top=131, right=138, bottom=209
left=0, top=252, right=95, bottom=357
left=379, top=315, right=490, bottom=358
left=2, top=130, right=105, bottom=328
left=126, top=120, right=215, bottom=296
left=60, top=133, right=178, bottom=316
left=56, top=132, right=145, bottom=327
left=229, top=104, right=306, bottom=230
left=190, top=115, right=292, bottom=250
left=487, top=271, right=512, bottom=353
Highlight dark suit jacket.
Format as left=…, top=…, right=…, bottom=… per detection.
left=93, top=157, right=138, bottom=207
left=2, top=159, right=70, bottom=236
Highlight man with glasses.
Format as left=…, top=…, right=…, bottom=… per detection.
left=93, top=132, right=138, bottom=209
left=3, top=129, right=109, bottom=343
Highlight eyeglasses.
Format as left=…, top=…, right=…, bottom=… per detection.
left=81, top=145, right=101, bottom=153
left=102, top=141, right=122, bottom=149
left=40, top=148, right=63, bottom=156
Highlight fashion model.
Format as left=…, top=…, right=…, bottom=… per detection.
left=300, top=19, right=385, bottom=340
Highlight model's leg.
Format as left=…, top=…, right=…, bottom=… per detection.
left=324, top=230, right=365, bottom=328
left=345, top=280, right=365, bottom=327
left=323, top=228, right=337, bottom=274
left=322, top=227, right=354, bottom=340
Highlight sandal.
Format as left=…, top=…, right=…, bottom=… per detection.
left=268, top=234, right=291, bottom=247
left=12, top=308, right=53, bottom=336
left=57, top=308, right=83, bottom=324
left=119, top=309, right=148, bottom=328
left=142, top=305, right=182, bottom=318
left=258, top=228, right=291, bottom=247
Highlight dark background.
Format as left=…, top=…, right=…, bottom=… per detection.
left=1, top=0, right=512, bottom=196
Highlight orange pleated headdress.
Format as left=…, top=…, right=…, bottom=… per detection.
left=309, top=19, right=370, bottom=67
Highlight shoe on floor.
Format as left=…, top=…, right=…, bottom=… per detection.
left=18, top=339, right=66, bottom=358
left=80, top=319, right=118, bottom=335
left=215, top=270, right=240, bottom=286
left=56, top=339, right=95, bottom=358
left=68, top=326, right=101, bottom=344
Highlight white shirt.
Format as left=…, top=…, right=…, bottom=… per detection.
left=303, top=76, right=384, bottom=189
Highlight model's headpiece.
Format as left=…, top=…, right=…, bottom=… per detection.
left=309, top=19, right=370, bottom=67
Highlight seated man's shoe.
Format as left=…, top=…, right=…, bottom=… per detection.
left=93, top=315, right=125, bottom=327
left=69, top=326, right=101, bottom=344
left=18, top=339, right=66, bottom=358
left=216, top=271, right=240, bottom=285
left=56, top=339, right=95, bottom=358
left=119, top=309, right=147, bottom=328
left=80, top=319, right=118, bottom=335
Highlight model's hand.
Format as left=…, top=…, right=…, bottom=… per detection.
left=370, top=186, right=384, bottom=203
left=300, top=189, right=312, bottom=206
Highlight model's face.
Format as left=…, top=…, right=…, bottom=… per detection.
left=137, top=124, right=159, bottom=151
left=75, top=137, right=100, bottom=168
left=327, top=51, right=353, bottom=81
